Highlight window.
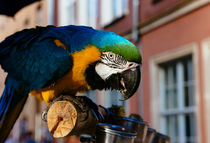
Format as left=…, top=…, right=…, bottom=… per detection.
left=76, top=0, right=98, bottom=27
left=100, top=0, right=127, bottom=26
left=159, top=55, right=196, bottom=143
left=58, top=0, right=76, bottom=26
left=87, top=0, right=98, bottom=28
left=47, top=0, right=54, bottom=25
left=67, top=0, right=76, bottom=25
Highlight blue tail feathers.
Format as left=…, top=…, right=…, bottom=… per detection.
left=0, top=83, right=15, bottom=122
left=0, top=77, right=29, bottom=142
left=0, top=77, right=20, bottom=122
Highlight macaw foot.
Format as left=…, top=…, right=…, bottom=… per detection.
left=41, top=109, right=48, bottom=122
left=30, top=89, right=57, bottom=105
left=41, top=90, right=56, bottom=105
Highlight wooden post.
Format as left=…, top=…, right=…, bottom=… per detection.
left=47, top=100, right=77, bottom=137
left=44, top=95, right=107, bottom=138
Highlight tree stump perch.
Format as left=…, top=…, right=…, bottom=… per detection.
left=47, top=100, right=77, bottom=138
left=43, top=95, right=107, bottom=138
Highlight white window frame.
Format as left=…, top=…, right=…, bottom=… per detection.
left=149, top=43, right=201, bottom=142
left=159, top=56, right=196, bottom=143
left=201, top=37, right=210, bottom=143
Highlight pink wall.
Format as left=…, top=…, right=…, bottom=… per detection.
left=140, top=0, right=185, bottom=23
left=141, top=4, right=210, bottom=142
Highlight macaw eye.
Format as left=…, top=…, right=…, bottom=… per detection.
left=101, top=52, right=127, bottom=68
left=108, top=53, right=115, bottom=61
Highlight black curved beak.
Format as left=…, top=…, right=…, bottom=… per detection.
left=106, top=66, right=141, bottom=100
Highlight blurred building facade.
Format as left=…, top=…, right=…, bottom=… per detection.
left=2, top=0, right=210, bottom=143
left=0, top=0, right=141, bottom=142
left=140, top=0, right=210, bottom=143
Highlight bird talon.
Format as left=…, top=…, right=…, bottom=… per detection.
left=41, top=109, right=48, bottom=122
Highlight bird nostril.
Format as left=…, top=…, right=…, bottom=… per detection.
left=129, top=63, right=133, bottom=67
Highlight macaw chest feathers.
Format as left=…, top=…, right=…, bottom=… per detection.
left=30, top=45, right=101, bottom=104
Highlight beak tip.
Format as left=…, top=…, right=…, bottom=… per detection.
left=106, top=65, right=141, bottom=101
left=119, top=90, right=133, bottom=101
left=119, top=92, right=135, bottom=101
left=119, top=66, right=141, bottom=101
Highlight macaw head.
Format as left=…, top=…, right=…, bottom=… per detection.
left=84, top=30, right=141, bottom=100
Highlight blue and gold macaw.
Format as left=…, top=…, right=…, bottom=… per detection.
left=0, top=25, right=141, bottom=141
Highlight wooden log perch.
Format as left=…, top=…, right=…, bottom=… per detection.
left=44, top=95, right=108, bottom=138
left=47, top=100, right=77, bottom=137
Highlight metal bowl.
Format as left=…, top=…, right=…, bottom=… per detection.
left=95, top=123, right=137, bottom=143
left=107, top=116, right=148, bottom=143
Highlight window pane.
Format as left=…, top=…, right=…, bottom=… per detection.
left=188, top=85, right=194, bottom=106
left=113, top=0, right=125, bottom=18
left=166, top=89, right=177, bottom=109
left=165, top=66, right=168, bottom=85
left=173, top=64, right=177, bottom=84
left=184, top=85, right=194, bottom=107
left=184, top=85, right=189, bottom=107
left=185, top=113, right=196, bottom=143
left=167, top=115, right=179, bottom=143
left=184, top=57, right=194, bottom=107
left=87, top=0, right=97, bottom=27
left=184, top=59, right=189, bottom=82
left=165, top=64, right=178, bottom=109
left=187, top=59, right=193, bottom=81
left=184, top=57, right=194, bottom=82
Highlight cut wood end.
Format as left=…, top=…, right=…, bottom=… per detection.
left=47, top=100, right=77, bottom=138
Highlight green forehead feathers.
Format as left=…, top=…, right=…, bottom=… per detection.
left=92, top=31, right=141, bottom=63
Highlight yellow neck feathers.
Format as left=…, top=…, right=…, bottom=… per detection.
left=68, top=45, right=101, bottom=90
left=30, top=45, right=101, bottom=104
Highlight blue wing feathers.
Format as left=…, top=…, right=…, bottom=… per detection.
left=1, top=30, right=72, bottom=90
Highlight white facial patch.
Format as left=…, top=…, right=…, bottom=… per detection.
left=95, top=63, right=124, bottom=80
left=95, top=52, right=139, bottom=80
